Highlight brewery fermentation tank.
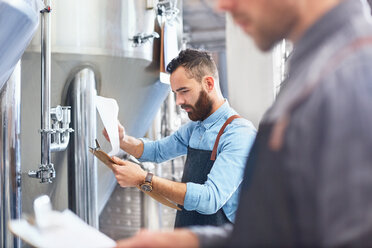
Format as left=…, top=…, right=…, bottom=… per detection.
left=20, top=0, right=180, bottom=238
left=0, top=0, right=39, bottom=246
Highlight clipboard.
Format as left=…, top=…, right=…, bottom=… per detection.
left=89, top=139, right=181, bottom=211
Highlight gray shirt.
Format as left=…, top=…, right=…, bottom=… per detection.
left=191, top=0, right=372, bottom=246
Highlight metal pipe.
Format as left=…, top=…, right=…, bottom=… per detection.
left=41, top=0, right=52, bottom=167
left=50, top=129, right=71, bottom=152
left=0, top=61, right=22, bottom=248
left=29, top=0, right=73, bottom=182
left=50, top=106, right=73, bottom=152
left=28, top=0, right=56, bottom=183
left=66, top=67, right=98, bottom=228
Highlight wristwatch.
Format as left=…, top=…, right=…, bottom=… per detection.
left=140, top=172, right=153, bottom=192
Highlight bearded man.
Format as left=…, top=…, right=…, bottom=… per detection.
left=104, top=49, right=256, bottom=228
left=115, top=0, right=372, bottom=247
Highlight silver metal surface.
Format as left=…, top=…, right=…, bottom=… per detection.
left=100, top=186, right=142, bottom=240
left=28, top=0, right=56, bottom=184
left=157, top=0, right=180, bottom=23
left=66, top=67, right=98, bottom=228
left=0, top=0, right=39, bottom=89
left=29, top=0, right=73, bottom=183
left=41, top=0, right=51, bottom=168
left=27, top=0, right=158, bottom=62
left=50, top=106, right=74, bottom=152
left=0, top=62, right=21, bottom=248
left=19, top=0, right=180, bottom=238
left=130, top=32, right=160, bottom=47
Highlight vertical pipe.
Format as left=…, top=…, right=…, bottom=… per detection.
left=41, top=0, right=51, bottom=168
left=0, top=62, right=22, bottom=248
left=67, top=68, right=98, bottom=228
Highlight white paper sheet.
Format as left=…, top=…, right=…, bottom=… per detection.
left=164, top=22, right=179, bottom=69
left=9, top=210, right=116, bottom=248
left=95, top=95, right=120, bottom=156
left=9, top=195, right=116, bottom=248
left=160, top=22, right=179, bottom=84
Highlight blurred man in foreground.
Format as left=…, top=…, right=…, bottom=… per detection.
left=117, top=0, right=372, bottom=247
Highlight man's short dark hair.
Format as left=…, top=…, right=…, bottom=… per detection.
left=166, top=49, right=218, bottom=83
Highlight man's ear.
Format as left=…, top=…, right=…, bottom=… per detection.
left=203, top=76, right=215, bottom=92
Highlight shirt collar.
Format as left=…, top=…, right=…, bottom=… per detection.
left=199, top=100, right=230, bottom=129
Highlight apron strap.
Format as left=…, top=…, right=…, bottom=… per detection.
left=210, top=115, right=241, bottom=161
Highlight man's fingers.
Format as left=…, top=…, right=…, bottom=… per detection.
left=111, top=156, right=126, bottom=165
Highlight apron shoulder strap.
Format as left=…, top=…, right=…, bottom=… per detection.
left=210, top=115, right=241, bottom=161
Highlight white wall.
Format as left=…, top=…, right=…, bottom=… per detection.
left=225, top=15, right=275, bottom=128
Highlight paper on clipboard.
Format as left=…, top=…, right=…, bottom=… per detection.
left=95, top=95, right=120, bottom=156
left=159, top=22, right=179, bottom=85
left=164, top=22, right=179, bottom=70
left=89, top=140, right=181, bottom=211
left=8, top=195, right=116, bottom=248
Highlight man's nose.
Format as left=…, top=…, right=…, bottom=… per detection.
left=175, top=94, right=184, bottom=106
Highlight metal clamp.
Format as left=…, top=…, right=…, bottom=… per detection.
left=30, top=105, right=73, bottom=182
left=50, top=106, right=74, bottom=152
left=156, top=0, right=179, bottom=21
left=28, top=163, right=56, bottom=183
left=130, top=32, right=160, bottom=47
left=39, top=129, right=57, bottom=134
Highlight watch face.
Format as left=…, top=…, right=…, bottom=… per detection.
left=141, top=183, right=152, bottom=192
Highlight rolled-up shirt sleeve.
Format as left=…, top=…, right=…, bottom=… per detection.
left=184, top=120, right=256, bottom=220
left=139, top=121, right=194, bottom=163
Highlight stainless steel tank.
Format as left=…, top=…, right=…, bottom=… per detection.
left=0, top=0, right=39, bottom=246
left=20, top=0, right=181, bottom=239
left=0, top=63, right=22, bottom=248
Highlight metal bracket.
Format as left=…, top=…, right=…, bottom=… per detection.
left=156, top=0, right=179, bottom=21
left=28, top=163, right=56, bottom=183
left=130, top=32, right=160, bottom=47
left=30, top=105, right=73, bottom=182
left=39, top=129, right=57, bottom=134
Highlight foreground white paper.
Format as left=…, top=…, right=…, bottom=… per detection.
left=95, top=95, right=120, bottom=156
left=9, top=209, right=116, bottom=248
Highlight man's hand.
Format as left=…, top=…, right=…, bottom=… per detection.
left=102, top=121, right=144, bottom=158
left=110, top=156, right=147, bottom=187
left=115, top=229, right=199, bottom=248
left=102, top=120, right=125, bottom=143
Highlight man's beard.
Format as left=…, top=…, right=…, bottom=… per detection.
left=181, top=90, right=213, bottom=121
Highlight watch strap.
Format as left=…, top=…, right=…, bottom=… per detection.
left=145, top=172, right=153, bottom=184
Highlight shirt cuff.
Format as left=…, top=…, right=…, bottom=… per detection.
left=184, top=182, right=201, bottom=210
left=138, top=138, right=153, bottom=161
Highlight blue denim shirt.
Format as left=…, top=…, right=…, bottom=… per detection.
left=139, top=101, right=256, bottom=222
